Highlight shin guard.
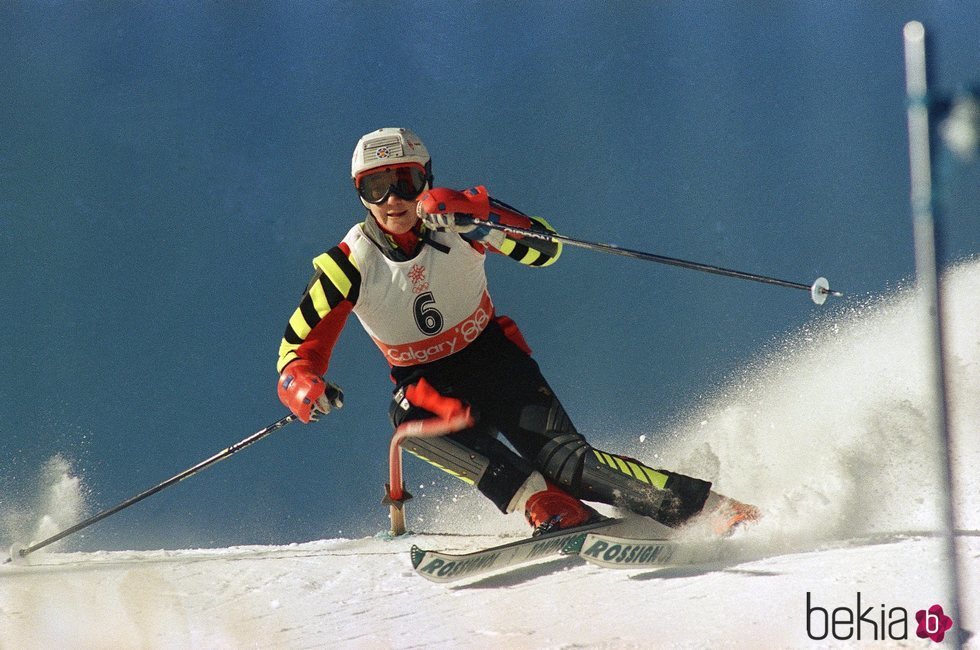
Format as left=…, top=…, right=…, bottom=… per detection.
left=518, top=396, right=712, bottom=527
left=581, top=451, right=712, bottom=527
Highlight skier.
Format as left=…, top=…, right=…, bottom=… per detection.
left=276, top=127, right=757, bottom=536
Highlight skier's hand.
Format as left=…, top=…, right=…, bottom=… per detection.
left=417, top=186, right=491, bottom=234
left=278, top=359, right=344, bottom=423
left=317, top=382, right=345, bottom=419
left=419, top=210, right=477, bottom=233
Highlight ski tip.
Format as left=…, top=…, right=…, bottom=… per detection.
left=409, top=545, right=427, bottom=569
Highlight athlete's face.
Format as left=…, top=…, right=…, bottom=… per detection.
left=368, top=193, right=420, bottom=234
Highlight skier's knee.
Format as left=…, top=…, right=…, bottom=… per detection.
left=519, top=399, right=589, bottom=489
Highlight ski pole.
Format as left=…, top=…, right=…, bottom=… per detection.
left=6, top=413, right=298, bottom=564
left=464, top=218, right=843, bottom=305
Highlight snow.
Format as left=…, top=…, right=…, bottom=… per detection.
left=3, top=532, right=977, bottom=647
left=3, top=260, right=979, bottom=649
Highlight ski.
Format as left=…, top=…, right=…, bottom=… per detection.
left=410, top=494, right=760, bottom=582
left=568, top=531, right=733, bottom=570
left=562, top=494, right=762, bottom=570
left=410, top=517, right=626, bottom=583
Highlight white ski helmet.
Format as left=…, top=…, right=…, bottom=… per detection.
left=351, top=127, right=432, bottom=181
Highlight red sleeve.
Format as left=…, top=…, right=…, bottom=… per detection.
left=294, top=301, right=354, bottom=377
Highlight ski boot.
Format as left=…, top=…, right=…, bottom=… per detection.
left=525, top=482, right=603, bottom=536
left=700, top=492, right=761, bottom=536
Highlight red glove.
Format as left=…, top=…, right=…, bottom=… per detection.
left=417, top=186, right=491, bottom=232
left=393, top=377, right=475, bottom=438
left=418, top=186, right=537, bottom=243
left=277, top=359, right=344, bottom=423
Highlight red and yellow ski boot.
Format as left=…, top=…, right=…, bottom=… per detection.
left=701, top=493, right=762, bottom=537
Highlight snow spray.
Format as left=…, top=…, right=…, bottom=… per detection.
left=1, top=455, right=90, bottom=553
left=657, top=258, right=979, bottom=546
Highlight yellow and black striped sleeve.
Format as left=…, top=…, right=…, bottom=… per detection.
left=276, top=245, right=361, bottom=373
left=494, top=215, right=563, bottom=267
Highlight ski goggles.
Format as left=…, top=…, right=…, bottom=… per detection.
left=355, top=164, right=429, bottom=204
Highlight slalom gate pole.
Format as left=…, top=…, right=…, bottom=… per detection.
left=466, top=218, right=843, bottom=305
left=385, top=412, right=475, bottom=536
left=903, top=21, right=964, bottom=648
left=6, top=413, right=298, bottom=564
left=385, top=438, right=410, bottom=537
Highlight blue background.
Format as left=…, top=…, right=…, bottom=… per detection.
left=2, top=2, right=977, bottom=550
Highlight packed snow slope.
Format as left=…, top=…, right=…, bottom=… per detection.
left=2, top=260, right=979, bottom=649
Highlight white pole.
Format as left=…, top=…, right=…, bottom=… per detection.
left=902, top=21, right=963, bottom=648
